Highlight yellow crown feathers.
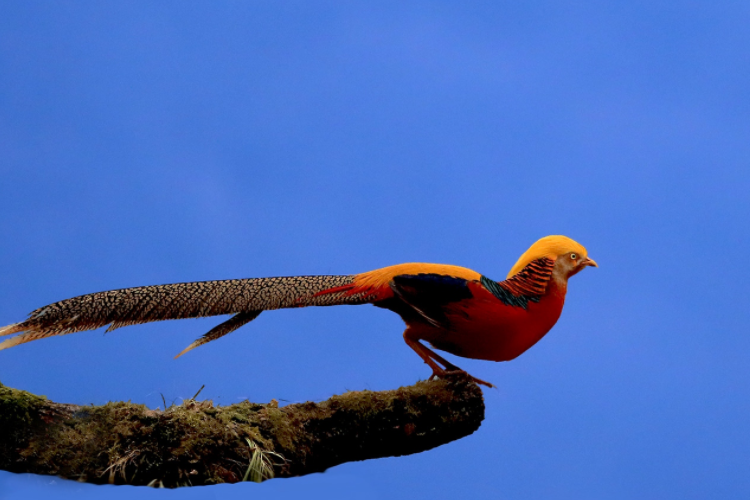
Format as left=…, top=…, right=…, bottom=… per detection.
left=507, top=235, right=588, bottom=278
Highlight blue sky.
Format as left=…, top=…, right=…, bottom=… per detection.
left=1, top=2, right=749, bottom=499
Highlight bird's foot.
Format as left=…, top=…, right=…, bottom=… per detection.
left=430, top=368, right=495, bottom=389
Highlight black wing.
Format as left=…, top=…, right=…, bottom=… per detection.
left=390, top=274, right=473, bottom=329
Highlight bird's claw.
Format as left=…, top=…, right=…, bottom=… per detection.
left=430, top=369, right=495, bottom=389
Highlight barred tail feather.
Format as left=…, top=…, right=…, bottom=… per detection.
left=0, top=275, right=368, bottom=352
left=0, top=322, right=24, bottom=337
left=174, top=310, right=261, bottom=359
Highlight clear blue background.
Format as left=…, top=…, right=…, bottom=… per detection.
left=1, top=2, right=749, bottom=499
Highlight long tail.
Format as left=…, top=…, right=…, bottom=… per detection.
left=0, top=275, right=370, bottom=356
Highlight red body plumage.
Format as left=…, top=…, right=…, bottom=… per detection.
left=426, top=280, right=565, bottom=362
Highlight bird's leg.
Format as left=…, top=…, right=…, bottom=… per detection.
left=419, top=348, right=462, bottom=372
left=403, top=330, right=494, bottom=388
left=403, top=335, right=448, bottom=377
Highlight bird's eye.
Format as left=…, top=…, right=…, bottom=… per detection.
left=570, top=253, right=577, bottom=260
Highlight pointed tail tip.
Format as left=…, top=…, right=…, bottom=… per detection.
left=0, top=334, right=25, bottom=352
left=0, top=323, right=23, bottom=337
left=174, top=343, right=198, bottom=359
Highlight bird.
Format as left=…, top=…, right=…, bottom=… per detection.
left=0, top=235, right=596, bottom=387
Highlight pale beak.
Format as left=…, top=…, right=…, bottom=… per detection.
left=583, top=257, right=598, bottom=268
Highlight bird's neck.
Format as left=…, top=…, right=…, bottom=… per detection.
left=549, top=260, right=572, bottom=298
left=550, top=271, right=568, bottom=295
left=544, top=273, right=568, bottom=304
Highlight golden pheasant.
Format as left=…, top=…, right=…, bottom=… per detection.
left=0, top=235, right=596, bottom=387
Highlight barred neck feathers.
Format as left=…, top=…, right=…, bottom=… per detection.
left=481, top=257, right=555, bottom=309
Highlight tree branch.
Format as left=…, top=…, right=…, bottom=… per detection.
left=0, top=375, right=484, bottom=487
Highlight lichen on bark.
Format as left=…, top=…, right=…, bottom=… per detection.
left=0, top=374, right=484, bottom=488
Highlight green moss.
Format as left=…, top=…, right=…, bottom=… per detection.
left=1, top=375, right=483, bottom=486
left=0, top=382, right=50, bottom=468
left=0, top=382, right=47, bottom=429
left=18, top=396, right=281, bottom=485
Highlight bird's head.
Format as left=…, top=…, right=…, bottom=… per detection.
left=507, top=235, right=598, bottom=280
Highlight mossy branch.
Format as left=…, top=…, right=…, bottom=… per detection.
left=0, top=375, right=484, bottom=488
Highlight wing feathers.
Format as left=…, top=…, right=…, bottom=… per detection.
left=389, top=274, right=473, bottom=328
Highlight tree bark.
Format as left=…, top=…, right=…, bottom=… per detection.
left=0, top=375, right=484, bottom=487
